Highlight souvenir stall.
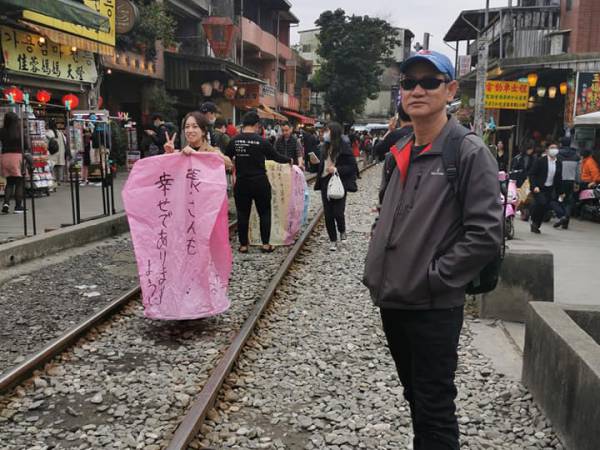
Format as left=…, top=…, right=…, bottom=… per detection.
left=69, top=110, right=115, bottom=219
left=26, top=118, right=52, bottom=196
left=125, top=122, right=140, bottom=170
left=70, top=110, right=112, bottom=181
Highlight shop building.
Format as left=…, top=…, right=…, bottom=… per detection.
left=445, top=0, right=600, bottom=149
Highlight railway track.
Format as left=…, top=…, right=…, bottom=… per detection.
left=0, top=163, right=374, bottom=449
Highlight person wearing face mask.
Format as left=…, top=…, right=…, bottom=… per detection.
left=528, top=143, right=565, bottom=233
left=314, top=122, right=359, bottom=251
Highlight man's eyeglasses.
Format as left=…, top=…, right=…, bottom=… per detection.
left=400, top=77, right=448, bottom=91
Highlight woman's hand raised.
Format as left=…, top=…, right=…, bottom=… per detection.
left=164, top=131, right=178, bottom=154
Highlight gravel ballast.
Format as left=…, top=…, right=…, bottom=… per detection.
left=0, top=235, right=137, bottom=373
left=0, top=177, right=326, bottom=449
left=191, top=165, right=564, bottom=450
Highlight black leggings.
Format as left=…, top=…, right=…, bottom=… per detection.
left=234, top=176, right=272, bottom=246
left=320, top=183, right=346, bottom=242
left=3, top=176, right=24, bottom=208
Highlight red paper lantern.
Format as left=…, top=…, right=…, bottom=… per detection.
left=61, top=93, right=80, bottom=110
left=36, top=90, right=51, bottom=104
left=3, top=86, right=24, bottom=103
left=98, top=95, right=104, bottom=109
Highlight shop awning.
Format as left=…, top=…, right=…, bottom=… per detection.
left=282, top=110, right=316, bottom=125
left=227, top=68, right=266, bottom=85
left=0, top=0, right=110, bottom=32
left=261, top=104, right=288, bottom=122
left=575, top=111, right=600, bottom=126
left=21, top=21, right=114, bottom=56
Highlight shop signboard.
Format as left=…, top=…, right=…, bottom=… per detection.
left=23, top=0, right=115, bottom=46
left=261, top=84, right=276, bottom=98
left=1, top=26, right=98, bottom=83
left=300, top=87, right=311, bottom=112
left=484, top=81, right=529, bottom=110
left=564, top=76, right=577, bottom=128
left=457, top=55, right=472, bottom=78
left=575, top=72, right=600, bottom=117
left=115, top=0, right=139, bottom=34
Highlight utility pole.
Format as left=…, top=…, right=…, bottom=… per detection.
left=474, top=0, right=490, bottom=137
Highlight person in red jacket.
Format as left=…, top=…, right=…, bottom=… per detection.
left=226, top=119, right=238, bottom=138
left=580, top=149, right=600, bottom=188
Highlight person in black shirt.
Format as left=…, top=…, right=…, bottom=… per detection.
left=225, top=111, right=292, bottom=253
left=374, top=104, right=414, bottom=161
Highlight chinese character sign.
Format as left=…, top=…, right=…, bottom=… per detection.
left=249, top=163, right=307, bottom=246
left=1, top=26, right=97, bottom=83
left=575, top=72, right=600, bottom=117
left=122, top=153, right=232, bottom=320
left=484, top=81, right=529, bottom=110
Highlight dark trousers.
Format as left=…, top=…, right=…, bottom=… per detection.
left=381, top=307, right=464, bottom=450
left=531, top=186, right=564, bottom=228
left=3, top=176, right=24, bottom=208
left=320, top=185, right=346, bottom=242
left=234, top=176, right=272, bottom=246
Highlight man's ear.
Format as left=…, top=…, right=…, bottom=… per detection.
left=447, top=80, right=459, bottom=102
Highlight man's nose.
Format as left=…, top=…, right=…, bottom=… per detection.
left=411, top=84, right=427, bottom=96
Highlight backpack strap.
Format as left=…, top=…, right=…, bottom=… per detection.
left=440, top=126, right=476, bottom=201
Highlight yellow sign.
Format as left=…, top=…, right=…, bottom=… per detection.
left=23, top=0, right=115, bottom=47
left=485, top=81, right=529, bottom=110
left=1, top=26, right=98, bottom=83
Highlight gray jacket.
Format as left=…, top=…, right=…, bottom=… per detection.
left=363, top=117, right=503, bottom=310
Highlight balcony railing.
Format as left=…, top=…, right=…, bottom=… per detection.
left=241, top=17, right=292, bottom=61
left=467, top=5, right=561, bottom=60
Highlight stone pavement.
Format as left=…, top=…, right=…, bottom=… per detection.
left=511, top=216, right=600, bottom=306
left=0, top=174, right=128, bottom=243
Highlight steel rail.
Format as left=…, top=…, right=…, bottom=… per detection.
left=166, top=161, right=375, bottom=450
left=0, top=220, right=237, bottom=395
left=0, top=170, right=326, bottom=394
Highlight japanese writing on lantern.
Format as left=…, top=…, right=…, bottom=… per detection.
left=0, top=26, right=96, bottom=83
left=147, top=171, right=174, bottom=305
left=185, top=168, right=202, bottom=255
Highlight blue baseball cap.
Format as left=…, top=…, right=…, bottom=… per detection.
left=400, top=50, right=455, bottom=81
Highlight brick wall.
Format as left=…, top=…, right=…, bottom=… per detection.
left=562, top=0, right=600, bottom=53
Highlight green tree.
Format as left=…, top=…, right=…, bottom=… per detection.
left=314, top=9, right=401, bottom=124
left=147, top=84, right=178, bottom=123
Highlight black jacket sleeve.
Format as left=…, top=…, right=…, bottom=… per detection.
left=263, top=139, right=291, bottom=164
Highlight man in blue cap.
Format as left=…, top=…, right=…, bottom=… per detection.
left=364, top=50, right=503, bottom=449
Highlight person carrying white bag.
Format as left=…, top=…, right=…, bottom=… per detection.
left=314, top=122, right=359, bottom=251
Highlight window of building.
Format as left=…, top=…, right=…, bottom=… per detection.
left=302, top=44, right=312, bottom=53
left=278, top=69, right=286, bottom=93
left=566, top=0, right=572, bottom=11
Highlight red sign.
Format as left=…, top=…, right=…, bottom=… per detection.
left=202, top=17, right=237, bottom=59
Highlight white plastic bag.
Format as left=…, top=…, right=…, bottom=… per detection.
left=327, top=171, right=345, bottom=200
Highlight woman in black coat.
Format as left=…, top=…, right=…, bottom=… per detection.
left=314, top=121, right=358, bottom=251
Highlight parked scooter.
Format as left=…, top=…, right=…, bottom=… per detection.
left=499, top=171, right=518, bottom=240
left=578, top=186, right=600, bottom=222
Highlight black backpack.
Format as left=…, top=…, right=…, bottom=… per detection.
left=384, top=125, right=504, bottom=295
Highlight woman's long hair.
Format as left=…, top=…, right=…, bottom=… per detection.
left=324, top=121, right=343, bottom=162
left=3, top=111, right=20, bottom=141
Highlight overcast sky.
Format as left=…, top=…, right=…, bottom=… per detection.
left=290, top=0, right=510, bottom=59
